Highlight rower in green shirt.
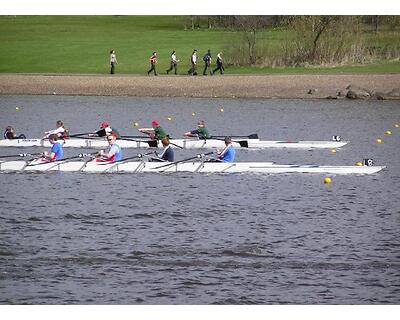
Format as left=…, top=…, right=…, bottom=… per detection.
left=138, top=120, right=168, bottom=140
left=184, top=120, right=210, bottom=139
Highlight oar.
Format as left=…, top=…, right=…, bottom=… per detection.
left=67, top=135, right=100, bottom=140
left=168, top=141, right=183, bottom=149
left=211, top=133, right=259, bottom=139
left=26, top=153, right=98, bottom=167
left=122, top=135, right=183, bottom=149
left=152, top=151, right=214, bottom=170
left=121, top=135, right=151, bottom=139
left=116, top=151, right=156, bottom=164
left=69, top=132, right=93, bottom=138
left=95, top=151, right=156, bottom=171
left=0, top=152, right=42, bottom=159
left=119, top=137, right=158, bottom=148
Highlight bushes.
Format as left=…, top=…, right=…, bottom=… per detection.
left=223, top=16, right=400, bottom=68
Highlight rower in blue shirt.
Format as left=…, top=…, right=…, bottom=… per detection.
left=44, top=134, right=64, bottom=161
left=217, top=136, right=236, bottom=163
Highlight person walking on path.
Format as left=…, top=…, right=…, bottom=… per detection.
left=110, top=49, right=117, bottom=74
left=147, top=52, right=158, bottom=76
left=187, top=49, right=198, bottom=76
left=212, top=51, right=224, bottom=75
left=166, top=50, right=179, bottom=75
left=202, top=49, right=212, bottom=75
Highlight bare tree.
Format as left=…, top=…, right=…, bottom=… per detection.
left=233, top=16, right=272, bottom=65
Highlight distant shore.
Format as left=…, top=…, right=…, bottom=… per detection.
left=0, top=74, right=399, bottom=99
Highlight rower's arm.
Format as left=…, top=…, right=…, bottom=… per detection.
left=138, top=128, right=154, bottom=134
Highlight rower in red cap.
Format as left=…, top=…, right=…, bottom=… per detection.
left=138, top=120, right=168, bottom=140
left=89, top=121, right=120, bottom=138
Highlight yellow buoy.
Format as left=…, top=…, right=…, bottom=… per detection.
left=192, top=112, right=196, bottom=117
left=167, top=116, right=172, bottom=121
left=385, top=130, right=392, bottom=135
left=330, top=148, right=337, bottom=153
left=355, top=162, right=363, bottom=166
left=324, top=177, right=332, bottom=184
left=15, top=106, right=20, bottom=111
left=219, top=107, right=224, bottom=112
left=394, top=124, right=399, bottom=128
left=376, top=138, right=382, bottom=144
left=132, top=122, right=139, bottom=127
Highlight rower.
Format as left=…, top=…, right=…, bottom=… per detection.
left=95, top=134, right=122, bottom=163
left=216, top=136, right=236, bottom=163
left=153, top=137, right=174, bottom=162
left=184, top=120, right=210, bottom=139
left=43, top=120, right=69, bottom=139
left=138, top=120, right=168, bottom=141
left=90, top=121, right=121, bottom=138
left=3, top=126, right=26, bottom=139
left=41, top=134, right=64, bottom=162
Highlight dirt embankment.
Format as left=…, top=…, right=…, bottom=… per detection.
left=0, top=74, right=399, bottom=99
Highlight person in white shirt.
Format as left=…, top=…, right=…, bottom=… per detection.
left=212, top=51, right=225, bottom=75
left=188, top=49, right=198, bottom=75
left=110, top=49, right=117, bottom=74
left=166, top=50, right=179, bottom=75
left=43, top=120, right=68, bottom=139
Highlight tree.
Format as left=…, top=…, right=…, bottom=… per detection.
left=233, top=16, right=272, bottom=65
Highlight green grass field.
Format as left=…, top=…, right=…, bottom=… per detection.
left=0, top=16, right=399, bottom=74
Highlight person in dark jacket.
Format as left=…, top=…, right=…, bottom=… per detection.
left=3, top=126, right=26, bottom=139
left=154, top=137, right=174, bottom=162
left=203, top=49, right=212, bottom=75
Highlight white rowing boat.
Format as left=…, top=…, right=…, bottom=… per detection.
left=0, top=138, right=348, bottom=149
left=0, top=160, right=384, bottom=174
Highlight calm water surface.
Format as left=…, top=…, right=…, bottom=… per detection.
left=0, top=95, right=399, bottom=304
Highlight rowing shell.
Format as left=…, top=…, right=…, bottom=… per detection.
left=0, top=160, right=384, bottom=174
left=0, top=138, right=349, bottom=149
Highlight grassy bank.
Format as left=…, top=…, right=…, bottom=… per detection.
left=0, top=16, right=399, bottom=74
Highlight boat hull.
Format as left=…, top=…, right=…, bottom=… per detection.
left=0, top=160, right=384, bottom=174
left=0, top=138, right=348, bottom=149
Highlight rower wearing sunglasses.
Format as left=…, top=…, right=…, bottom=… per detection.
left=96, top=134, right=122, bottom=163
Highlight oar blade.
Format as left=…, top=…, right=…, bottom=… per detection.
left=147, top=140, right=158, bottom=148
left=237, top=140, right=249, bottom=148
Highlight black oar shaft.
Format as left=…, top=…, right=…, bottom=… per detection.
left=0, top=152, right=42, bottom=159
left=153, top=151, right=214, bottom=169
left=211, top=133, right=258, bottom=139
left=69, top=132, right=93, bottom=137
left=121, top=135, right=151, bottom=139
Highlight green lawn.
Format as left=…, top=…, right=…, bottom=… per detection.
left=0, top=16, right=399, bottom=74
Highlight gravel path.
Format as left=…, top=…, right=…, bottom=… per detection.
left=0, top=73, right=399, bottom=99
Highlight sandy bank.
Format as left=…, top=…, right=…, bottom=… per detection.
left=0, top=74, right=399, bottom=99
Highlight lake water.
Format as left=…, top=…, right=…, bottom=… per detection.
left=0, top=95, right=399, bottom=304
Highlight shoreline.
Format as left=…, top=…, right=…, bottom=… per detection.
left=0, top=73, right=399, bottom=99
